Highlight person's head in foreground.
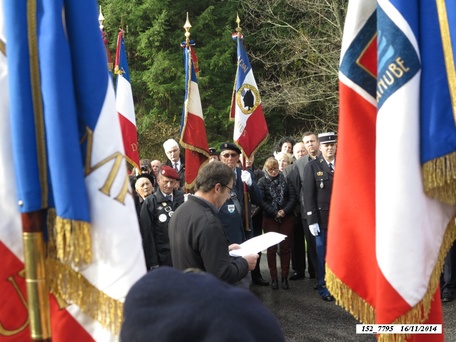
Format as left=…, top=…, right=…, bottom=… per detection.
left=121, top=267, right=285, bottom=342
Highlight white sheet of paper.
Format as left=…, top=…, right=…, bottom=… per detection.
left=229, top=232, right=287, bottom=257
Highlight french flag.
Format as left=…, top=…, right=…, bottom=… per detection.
left=2, top=0, right=146, bottom=340
left=326, top=0, right=456, bottom=340
left=115, top=29, right=140, bottom=170
left=179, top=44, right=209, bottom=190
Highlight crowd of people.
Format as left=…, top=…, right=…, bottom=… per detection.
left=123, top=131, right=456, bottom=339
left=127, top=132, right=340, bottom=300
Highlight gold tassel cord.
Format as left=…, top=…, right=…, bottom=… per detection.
left=46, top=258, right=124, bottom=335
left=423, top=151, right=456, bottom=205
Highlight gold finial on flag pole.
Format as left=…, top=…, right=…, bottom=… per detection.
left=236, top=13, right=242, bottom=37
left=184, top=12, right=192, bottom=47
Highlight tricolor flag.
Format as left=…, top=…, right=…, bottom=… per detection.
left=230, top=31, right=268, bottom=159
left=1, top=0, right=146, bottom=340
left=179, top=42, right=210, bottom=190
left=327, top=0, right=456, bottom=340
left=115, top=28, right=140, bottom=170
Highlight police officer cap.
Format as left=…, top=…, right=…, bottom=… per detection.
left=318, top=132, right=337, bottom=144
left=219, top=142, right=241, bottom=155
left=160, top=165, right=180, bottom=180
left=209, top=147, right=218, bottom=156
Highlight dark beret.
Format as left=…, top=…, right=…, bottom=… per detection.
left=219, top=142, right=241, bottom=155
left=134, top=173, right=155, bottom=186
left=159, top=165, right=179, bottom=180
left=209, top=147, right=218, bottom=156
left=121, top=267, right=285, bottom=342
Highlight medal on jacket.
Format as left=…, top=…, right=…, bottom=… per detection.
left=159, top=214, right=167, bottom=222
left=320, top=180, right=324, bottom=189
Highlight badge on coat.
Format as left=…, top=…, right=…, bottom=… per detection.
left=158, top=213, right=167, bottom=222
left=317, top=171, right=323, bottom=176
left=228, top=204, right=235, bottom=213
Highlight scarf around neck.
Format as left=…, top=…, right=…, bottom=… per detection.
left=263, top=171, right=287, bottom=210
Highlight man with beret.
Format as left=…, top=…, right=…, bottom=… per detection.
left=218, top=143, right=262, bottom=243
left=169, top=162, right=259, bottom=285
left=133, top=173, right=155, bottom=218
left=209, top=147, right=219, bottom=162
left=303, top=132, right=337, bottom=301
left=139, top=165, right=185, bottom=270
left=218, top=142, right=263, bottom=287
left=163, top=138, right=185, bottom=188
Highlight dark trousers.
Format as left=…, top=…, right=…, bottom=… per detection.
left=442, top=243, right=456, bottom=297
left=251, top=209, right=264, bottom=279
left=316, top=229, right=330, bottom=297
left=302, top=217, right=317, bottom=278
left=291, top=214, right=306, bottom=274
left=263, top=215, right=295, bottom=279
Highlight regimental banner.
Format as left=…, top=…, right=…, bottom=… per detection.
left=230, top=32, right=268, bottom=159
left=327, top=0, right=456, bottom=341
left=1, top=0, right=146, bottom=340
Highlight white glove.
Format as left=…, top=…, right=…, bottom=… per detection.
left=241, top=170, right=253, bottom=186
left=309, top=223, right=320, bottom=236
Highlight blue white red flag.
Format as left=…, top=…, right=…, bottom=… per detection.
left=115, top=29, right=140, bottom=170
left=327, top=0, right=456, bottom=340
left=180, top=44, right=210, bottom=189
left=230, top=32, right=268, bottom=159
left=1, top=0, right=146, bottom=340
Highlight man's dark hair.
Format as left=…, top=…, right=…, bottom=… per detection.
left=302, top=131, right=318, bottom=140
left=195, top=162, right=234, bottom=192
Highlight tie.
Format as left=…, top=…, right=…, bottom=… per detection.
left=166, top=195, right=172, bottom=202
left=174, top=162, right=179, bottom=171
left=329, top=163, right=334, bottom=172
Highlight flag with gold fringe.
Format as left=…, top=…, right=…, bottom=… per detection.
left=326, top=0, right=456, bottom=341
left=115, top=28, right=140, bottom=170
left=1, top=0, right=146, bottom=340
left=179, top=36, right=210, bottom=190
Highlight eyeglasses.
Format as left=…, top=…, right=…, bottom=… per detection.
left=221, top=153, right=238, bottom=158
left=224, top=184, right=233, bottom=192
left=267, top=167, right=279, bottom=172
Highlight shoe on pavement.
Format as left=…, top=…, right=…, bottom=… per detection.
left=289, top=272, right=305, bottom=281
left=442, top=295, right=455, bottom=303
left=321, top=295, right=334, bottom=302
left=253, top=276, right=270, bottom=286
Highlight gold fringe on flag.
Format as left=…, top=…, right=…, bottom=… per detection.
left=327, top=216, right=456, bottom=342
left=325, top=268, right=375, bottom=324
left=46, top=209, right=92, bottom=268
left=46, top=258, right=124, bottom=335
left=423, top=151, right=456, bottom=205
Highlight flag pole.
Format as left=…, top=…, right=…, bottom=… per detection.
left=21, top=210, right=52, bottom=341
left=98, top=6, right=113, bottom=73
left=235, top=15, right=251, bottom=233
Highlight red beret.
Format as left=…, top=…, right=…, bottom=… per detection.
left=160, top=165, right=179, bottom=180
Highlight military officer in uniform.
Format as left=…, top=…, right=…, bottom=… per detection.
left=139, top=166, right=185, bottom=270
left=303, top=132, right=337, bottom=301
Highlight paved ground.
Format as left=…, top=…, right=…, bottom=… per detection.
left=250, top=257, right=456, bottom=341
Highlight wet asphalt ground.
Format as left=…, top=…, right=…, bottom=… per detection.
left=250, top=257, right=456, bottom=341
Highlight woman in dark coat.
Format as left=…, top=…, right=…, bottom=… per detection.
left=257, top=157, right=296, bottom=290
